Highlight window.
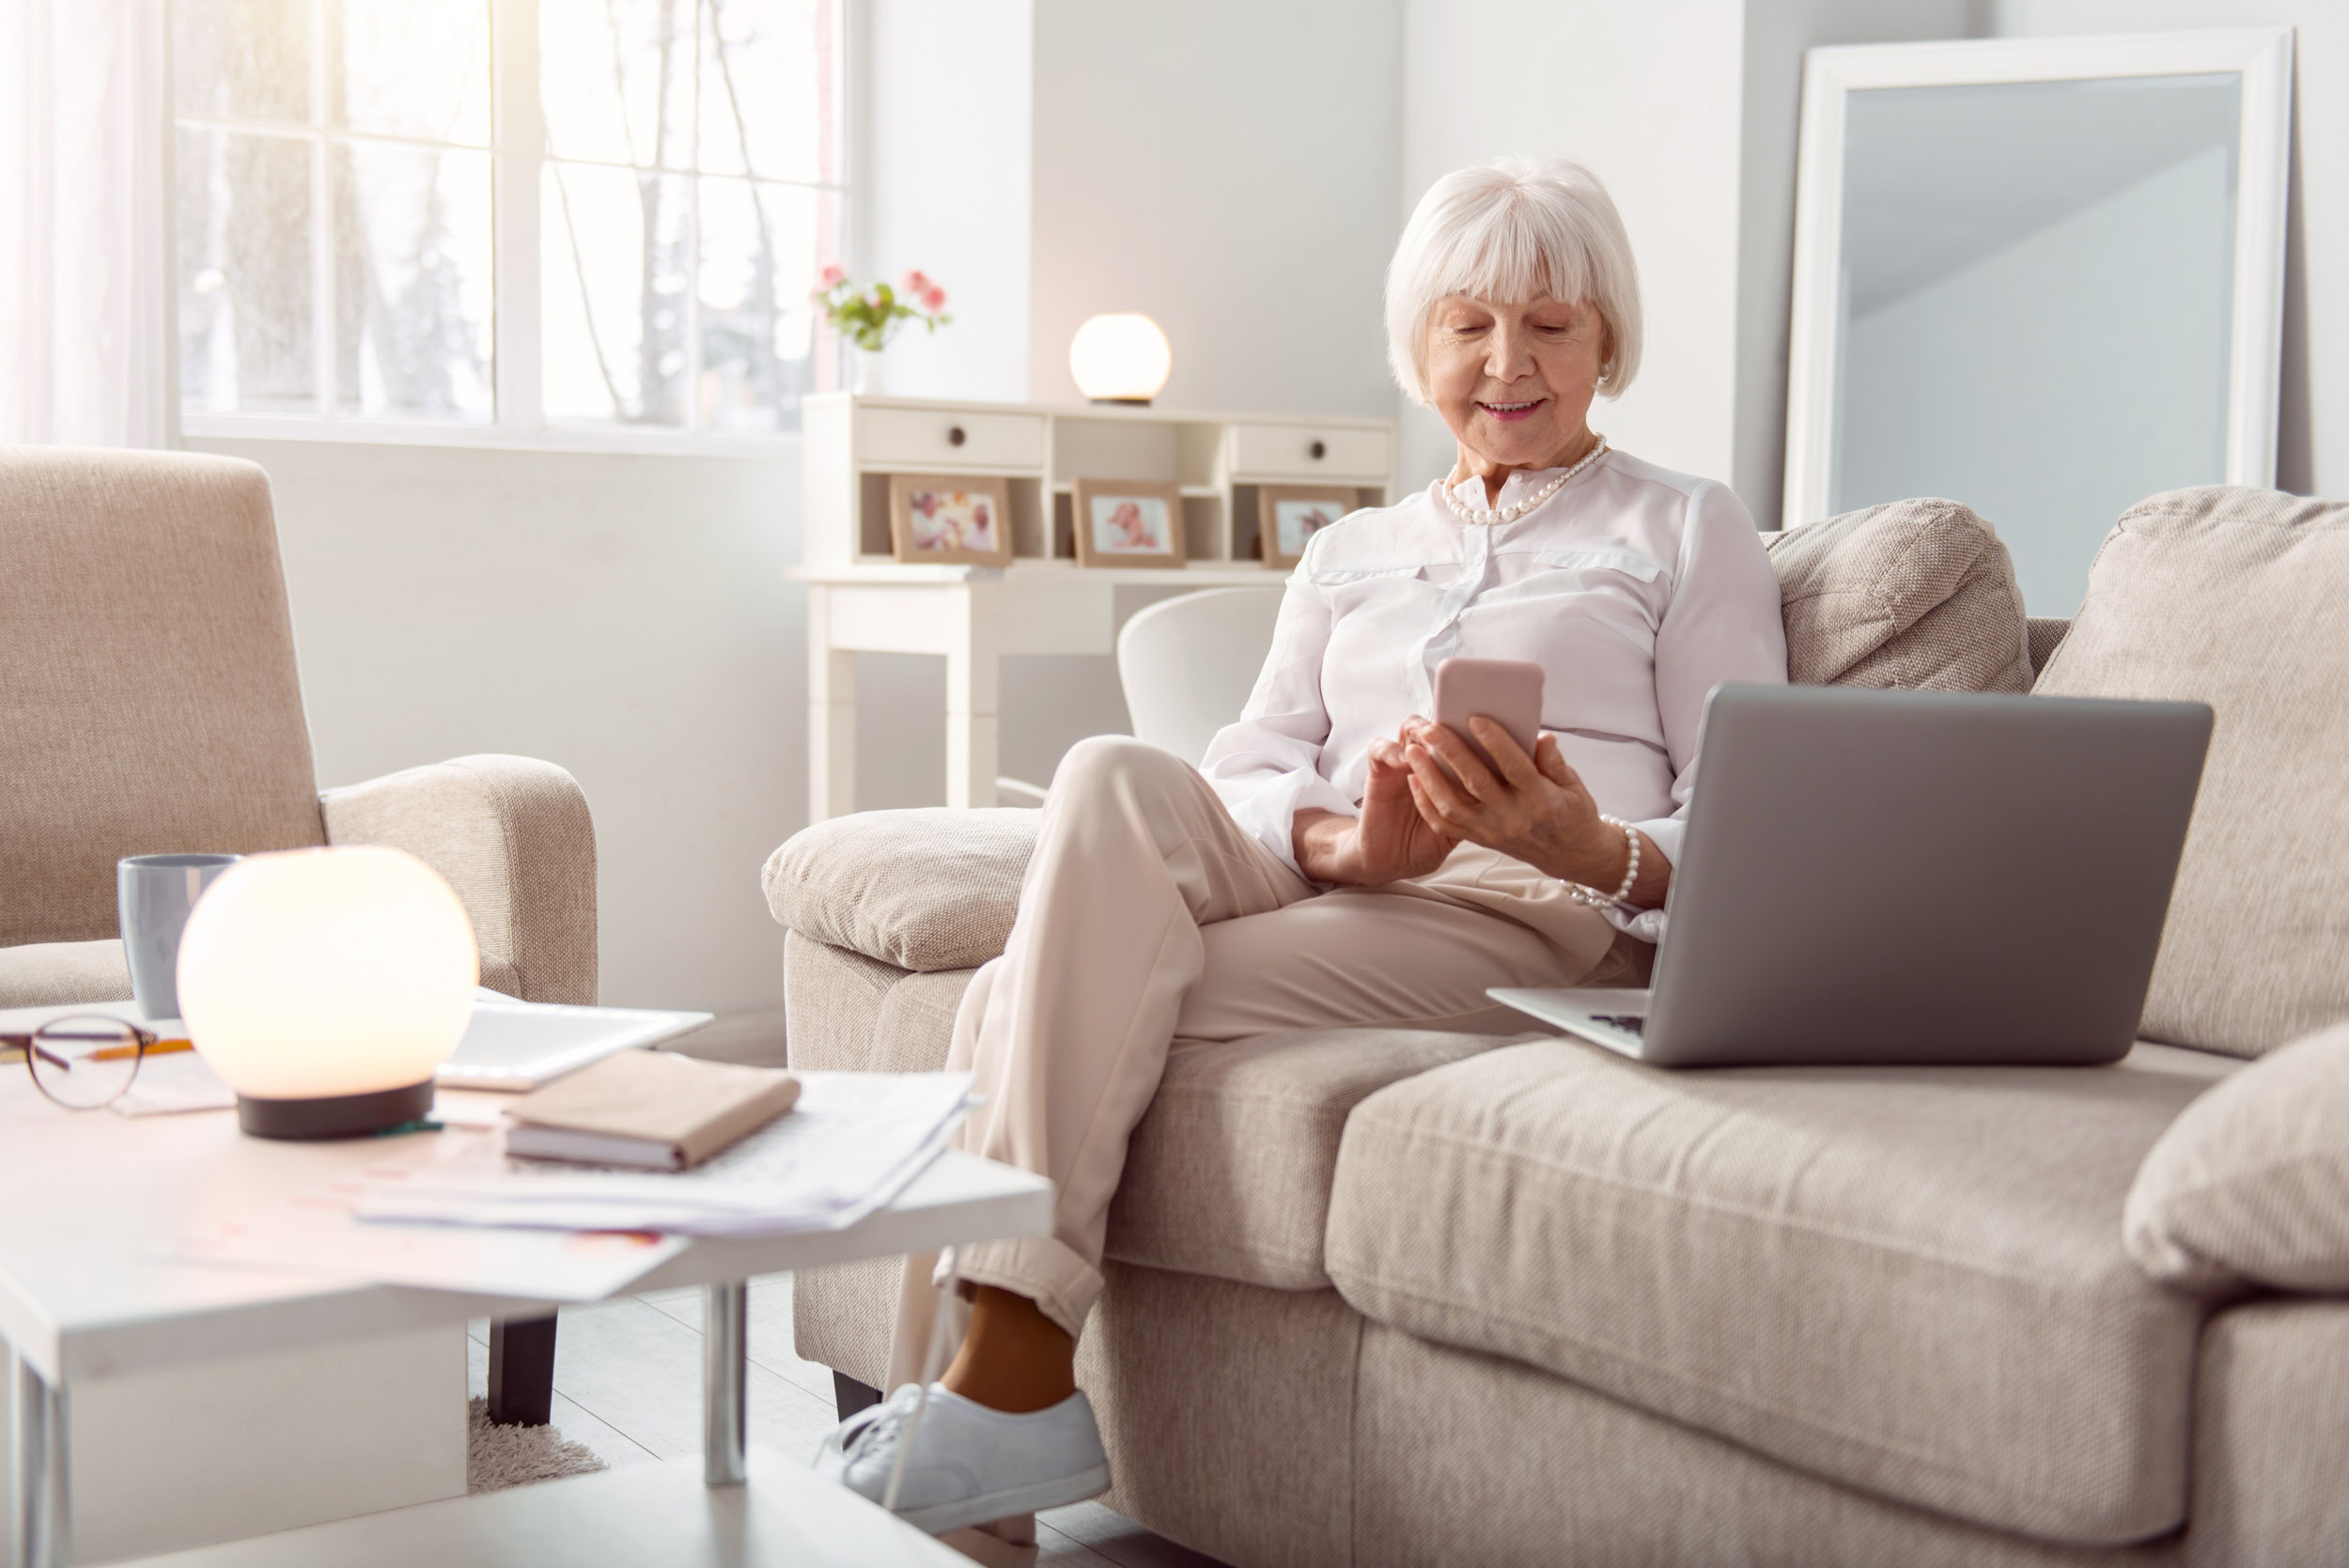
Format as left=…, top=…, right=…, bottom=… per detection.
left=172, top=0, right=844, bottom=441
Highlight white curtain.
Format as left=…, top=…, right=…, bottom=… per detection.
left=0, top=0, right=171, bottom=447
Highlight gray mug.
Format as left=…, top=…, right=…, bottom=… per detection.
left=118, top=854, right=241, bottom=1021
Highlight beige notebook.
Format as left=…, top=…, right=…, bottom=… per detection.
left=504, top=1049, right=801, bottom=1170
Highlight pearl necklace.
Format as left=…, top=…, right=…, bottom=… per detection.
left=1439, top=435, right=1610, bottom=526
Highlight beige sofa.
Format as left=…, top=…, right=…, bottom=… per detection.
left=768, top=488, right=2349, bottom=1566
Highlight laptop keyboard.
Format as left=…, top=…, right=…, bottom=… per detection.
left=1592, top=1014, right=1647, bottom=1036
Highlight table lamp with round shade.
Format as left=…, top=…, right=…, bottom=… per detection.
left=1068, top=314, right=1172, bottom=404
left=176, top=846, right=479, bottom=1140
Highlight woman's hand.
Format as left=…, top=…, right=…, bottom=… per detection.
left=1293, top=731, right=1458, bottom=885
left=1401, top=718, right=1669, bottom=908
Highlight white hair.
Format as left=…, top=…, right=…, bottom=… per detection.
left=1385, top=157, right=1643, bottom=405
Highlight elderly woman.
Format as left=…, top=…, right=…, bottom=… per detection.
left=817, top=157, right=1788, bottom=1532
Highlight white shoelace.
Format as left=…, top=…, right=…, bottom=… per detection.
left=879, top=1246, right=962, bottom=1514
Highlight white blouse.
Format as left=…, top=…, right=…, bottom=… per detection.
left=1199, top=447, right=1788, bottom=942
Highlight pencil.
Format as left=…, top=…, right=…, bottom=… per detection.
left=92, top=1039, right=195, bottom=1063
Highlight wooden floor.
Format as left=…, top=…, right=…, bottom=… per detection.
left=465, top=1274, right=1226, bottom=1568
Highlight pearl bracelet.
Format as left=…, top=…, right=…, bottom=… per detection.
left=1563, top=815, right=1640, bottom=910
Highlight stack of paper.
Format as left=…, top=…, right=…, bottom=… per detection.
left=354, top=1071, right=977, bottom=1238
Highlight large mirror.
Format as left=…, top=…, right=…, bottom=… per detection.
left=1782, top=30, right=2293, bottom=613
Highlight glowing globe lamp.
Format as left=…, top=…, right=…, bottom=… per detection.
left=1068, top=314, right=1172, bottom=405
left=177, top=846, right=478, bottom=1140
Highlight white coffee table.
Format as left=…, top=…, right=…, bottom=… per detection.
left=0, top=1072, right=1052, bottom=1567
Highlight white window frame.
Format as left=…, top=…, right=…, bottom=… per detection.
left=174, top=0, right=849, bottom=455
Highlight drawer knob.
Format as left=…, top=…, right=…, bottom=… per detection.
left=948, top=425, right=967, bottom=447
left=1309, top=440, right=1327, bottom=459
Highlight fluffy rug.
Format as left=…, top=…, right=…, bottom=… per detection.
left=465, top=1397, right=609, bottom=1494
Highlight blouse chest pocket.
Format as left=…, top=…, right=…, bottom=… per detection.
left=1475, top=548, right=1668, bottom=654
left=1528, top=547, right=1666, bottom=583
left=1308, top=561, right=1442, bottom=615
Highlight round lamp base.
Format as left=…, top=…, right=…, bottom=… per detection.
left=236, top=1079, right=435, bottom=1141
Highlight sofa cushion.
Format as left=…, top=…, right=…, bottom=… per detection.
left=0, top=939, right=133, bottom=1008
left=1325, top=1039, right=2232, bottom=1545
left=1106, top=1028, right=1516, bottom=1291
left=2034, top=486, right=2349, bottom=1059
left=764, top=809, right=1037, bottom=972
left=2126, top=1021, right=2349, bottom=1294
left=1766, top=497, right=2033, bottom=693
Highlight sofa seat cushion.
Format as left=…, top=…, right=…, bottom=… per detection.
left=764, top=809, right=1038, bottom=972
left=1106, top=1028, right=1518, bottom=1291
left=2033, top=485, right=2349, bottom=1058
left=0, top=939, right=133, bottom=1008
left=1324, top=1039, right=2233, bottom=1545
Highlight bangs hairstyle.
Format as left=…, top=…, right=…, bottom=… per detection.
left=1385, top=157, right=1642, bottom=405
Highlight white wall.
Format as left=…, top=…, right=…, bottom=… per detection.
left=861, top=0, right=1034, bottom=402
left=1397, top=0, right=1750, bottom=492
left=1026, top=0, right=1404, bottom=416
left=188, top=437, right=804, bottom=1016
left=1731, top=1, right=1976, bottom=528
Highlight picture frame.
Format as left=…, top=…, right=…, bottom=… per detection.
left=888, top=474, right=1014, bottom=567
left=1255, top=485, right=1355, bottom=569
left=1071, top=478, right=1185, bottom=569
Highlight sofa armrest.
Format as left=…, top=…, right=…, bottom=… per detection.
left=321, top=754, right=598, bottom=1005
left=763, top=808, right=1036, bottom=971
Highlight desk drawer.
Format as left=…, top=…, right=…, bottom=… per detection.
left=1229, top=423, right=1390, bottom=479
left=858, top=407, right=1045, bottom=471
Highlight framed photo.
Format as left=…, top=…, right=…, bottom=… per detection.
left=1256, top=485, right=1354, bottom=569
left=1071, top=478, right=1185, bottom=569
left=888, top=474, right=1014, bottom=567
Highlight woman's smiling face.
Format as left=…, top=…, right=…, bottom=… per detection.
left=1425, top=292, right=1609, bottom=477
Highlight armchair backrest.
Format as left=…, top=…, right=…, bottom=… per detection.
left=1, top=447, right=327, bottom=947
left=1116, top=586, right=1286, bottom=767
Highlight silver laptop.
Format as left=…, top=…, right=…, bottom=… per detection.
left=1490, top=684, right=2211, bottom=1067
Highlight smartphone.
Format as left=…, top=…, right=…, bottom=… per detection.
left=1432, top=657, right=1546, bottom=777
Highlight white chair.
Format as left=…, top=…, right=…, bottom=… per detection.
left=1116, top=586, right=1286, bottom=765
left=992, top=586, right=1283, bottom=803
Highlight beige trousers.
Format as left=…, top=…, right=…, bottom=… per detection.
left=886, top=736, right=1643, bottom=1379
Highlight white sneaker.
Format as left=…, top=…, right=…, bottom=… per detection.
left=812, top=1382, right=1111, bottom=1535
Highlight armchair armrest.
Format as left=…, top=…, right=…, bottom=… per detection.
left=321, top=754, right=598, bottom=1005
left=763, top=808, right=1036, bottom=972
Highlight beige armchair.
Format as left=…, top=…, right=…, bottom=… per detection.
left=0, top=443, right=592, bottom=1424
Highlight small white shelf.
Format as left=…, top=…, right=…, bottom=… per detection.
left=807, top=392, right=1393, bottom=570
left=796, top=393, right=1393, bottom=820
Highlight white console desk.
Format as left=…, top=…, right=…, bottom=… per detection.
left=791, top=394, right=1394, bottom=817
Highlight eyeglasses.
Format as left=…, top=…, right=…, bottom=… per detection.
left=2, top=1017, right=161, bottom=1110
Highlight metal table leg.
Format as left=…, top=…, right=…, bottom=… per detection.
left=703, top=1280, right=748, bottom=1486
left=12, top=1351, right=68, bottom=1568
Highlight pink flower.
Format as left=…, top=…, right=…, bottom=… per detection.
left=817, top=261, right=847, bottom=287
left=923, top=287, right=947, bottom=312
left=900, top=269, right=928, bottom=293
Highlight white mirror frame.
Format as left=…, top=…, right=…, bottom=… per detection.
left=1781, top=28, right=2295, bottom=532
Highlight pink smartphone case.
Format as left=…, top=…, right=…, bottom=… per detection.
left=1433, top=658, right=1546, bottom=772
